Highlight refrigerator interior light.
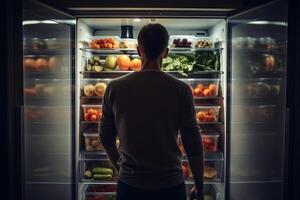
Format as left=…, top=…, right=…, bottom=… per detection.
left=248, top=20, right=287, bottom=26
left=23, top=19, right=75, bottom=26
left=133, top=18, right=141, bottom=22
left=23, top=20, right=58, bottom=25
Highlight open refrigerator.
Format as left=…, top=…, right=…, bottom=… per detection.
left=22, top=0, right=288, bottom=200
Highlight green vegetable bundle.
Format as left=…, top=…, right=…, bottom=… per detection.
left=194, top=50, right=220, bottom=71
left=162, top=53, right=195, bottom=76
left=162, top=50, right=220, bottom=76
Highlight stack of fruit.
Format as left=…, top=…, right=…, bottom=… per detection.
left=171, top=38, right=193, bottom=48
left=85, top=55, right=142, bottom=72
left=196, top=108, right=219, bottom=123
left=83, top=82, right=107, bottom=97
left=90, top=38, right=119, bottom=49
left=83, top=106, right=102, bottom=122
left=192, top=83, right=218, bottom=97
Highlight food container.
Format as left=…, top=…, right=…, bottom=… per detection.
left=83, top=132, right=104, bottom=152
left=182, top=159, right=222, bottom=181
left=187, top=79, right=220, bottom=98
left=178, top=129, right=219, bottom=154
left=89, top=36, right=120, bottom=49
left=185, top=184, right=220, bottom=200
left=232, top=105, right=276, bottom=123
left=85, top=192, right=116, bottom=200
left=80, top=160, right=116, bottom=181
left=232, top=78, right=281, bottom=97
left=44, top=38, right=70, bottom=49
left=195, top=37, right=214, bottom=48
left=82, top=105, right=102, bottom=122
left=195, top=106, right=221, bottom=123
left=84, top=55, right=119, bottom=72
left=25, top=106, right=71, bottom=123
left=81, top=79, right=110, bottom=97
left=201, top=130, right=220, bottom=152
left=119, top=38, right=138, bottom=50
left=169, top=35, right=195, bottom=49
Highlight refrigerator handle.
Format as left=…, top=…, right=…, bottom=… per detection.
left=15, top=105, right=24, bottom=200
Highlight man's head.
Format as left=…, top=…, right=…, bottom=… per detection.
left=137, top=23, right=169, bottom=62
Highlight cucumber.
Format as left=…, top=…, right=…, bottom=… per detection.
left=93, top=174, right=113, bottom=179
left=86, top=64, right=92, bottom=71
left=93, top=56, right=100, bottom=61
left=92, top=167, right=113, bottom=175
left=88, top=58, right=95, bottom=65
left=84, top=170, right=92, bottom=179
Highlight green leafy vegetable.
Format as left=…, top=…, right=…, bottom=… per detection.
left=194, top=50, right=220, bottom=71
left=162, top=50, right=220, bottom=76
left=162, top=54, right=195, bottom=76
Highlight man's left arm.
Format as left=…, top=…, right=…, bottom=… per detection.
left=99, top=84, right=120, bottom=171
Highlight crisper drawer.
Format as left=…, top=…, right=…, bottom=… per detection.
left=186, top=184, right=223, bottom=200
left=80, top=159, right=117, bottom=182
left=83, top=184, right=117, bottom=200
left=182, top=153, right=223, bottom=182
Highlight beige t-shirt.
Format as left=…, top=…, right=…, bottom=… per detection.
left=100, top=70, right=200, bottom=189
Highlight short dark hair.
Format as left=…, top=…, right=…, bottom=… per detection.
left=137, top=23, right=169, bottom=60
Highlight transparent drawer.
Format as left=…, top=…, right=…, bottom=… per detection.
left=25, top=106, right=71, bottom=123
left=80, top=160, right=117, bottom=182
left=178, top=129, right=220, bottom=154
left=84, top=184, right=117, bottom=200
left=195, top=37, right=214, bottom=49
left=232, top=78, right=281, bottom=97
left=184, top=79, right=220, bottom=98
left=201, top=130, right=220, bottom=152
left=81, top=79, right=110, bottom=97
left=24, top=79, right=71, bottom=98
left=195, top=106, right=221, bottom=124
left=85, top=192, right=116, bottom=200
left=232, top=105, right=276, bottom=123
left=23, top=55, right=70, bottom=72
left=182, top=159, right=223, bottom=182
left=169, top=35, right=195, bottom=49
left=83, top=132, right=104, bottom=152
left=82, top=105, right=102, bottom=122
left=119, top=38, right=138, bottom=50
left=89, top=36, right=120, bottom=49
left=186, top=184, right=221, bottom=200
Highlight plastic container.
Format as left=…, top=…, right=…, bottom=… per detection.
left=82, top=105, right=102, bottom=122
left=232, top=105, right=276, bottom=123
left=195, top=37, right=214, bottom=48
left=201, top=130, right=220, bottom=152
left=85, top=192, right=116, bottom=200
left=80, top=160, right=116, bottom=181
left=81, top=79, right=110, bottom=97
left=83, top=132, right=104, bottom=152
left=89, top=36, right=120, bottom=49
left=182, top=160, right=222, bottom=181
left=195, top=106, right=221, bottom=123
left=169, top=35, right=195, bottom=49
left=232, top=78, right=281, bottom=97
left=119, top=38, right=138, bottom=50
left=188, top=79, right=220, bottom=98
left=185, top=184, right=220, bottom=200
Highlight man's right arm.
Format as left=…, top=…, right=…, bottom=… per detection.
left=179, top=84, right=204, bottom=200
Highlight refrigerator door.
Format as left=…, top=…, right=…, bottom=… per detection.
left=227, top=1, right=287, bottom=200
left=23, top=1, right=75, bottom=200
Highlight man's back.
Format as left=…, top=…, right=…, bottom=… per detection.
left=101, top=71, right=193, bottom=189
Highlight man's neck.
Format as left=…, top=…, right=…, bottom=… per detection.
left=141, top=59, right=161, bottom=71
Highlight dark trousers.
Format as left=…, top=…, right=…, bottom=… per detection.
left=116, top=180, right=187, bottom=200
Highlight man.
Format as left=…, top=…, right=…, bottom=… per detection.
left=100, top=23, right=204, bottom=200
